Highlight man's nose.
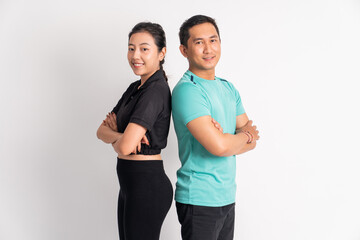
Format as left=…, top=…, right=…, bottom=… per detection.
left=203, top=42, right=210, bottom=53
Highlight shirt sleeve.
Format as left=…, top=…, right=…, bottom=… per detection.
left=234, top=86, right=245, bottom=116
left=172, top=82, right=211, bottom=126
left=111, top=81, right=137, bottom=114
left=111, top=98, right=123, bottom=114
left=129, top=87, right=164, bottom=132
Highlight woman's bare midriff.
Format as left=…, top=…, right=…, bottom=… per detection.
left=117, top=154, right=162, bottom=161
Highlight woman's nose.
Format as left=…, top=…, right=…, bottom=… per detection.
left=132, top=49, right=140, bottom=59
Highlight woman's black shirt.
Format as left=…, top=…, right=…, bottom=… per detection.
left=111, top=70, right=171, bottom=155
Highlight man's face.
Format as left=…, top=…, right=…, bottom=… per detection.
left=181, top=22, right=221, bottom=74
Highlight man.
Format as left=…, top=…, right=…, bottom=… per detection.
left=172, top=15, right=260, bottom=240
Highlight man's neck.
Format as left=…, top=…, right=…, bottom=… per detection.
left=189, top=67, right=215, bottom=80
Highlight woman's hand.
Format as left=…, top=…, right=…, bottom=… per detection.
left=111, top=128, right=150, bottom=155
left=97, top=113, right=122, bottom=144
left=131, top=134, right=150, bottom=154
left=105, top=112, right=118, bottom=132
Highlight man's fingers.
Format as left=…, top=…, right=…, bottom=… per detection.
left=216, top=125, right=223, bottom=132
left=211, top=118, right=223, bottom=132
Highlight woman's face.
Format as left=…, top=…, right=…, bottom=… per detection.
left=127, top=32, right=165, bottom=81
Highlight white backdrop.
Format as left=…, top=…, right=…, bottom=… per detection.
left=1, top=0, right=360, bottom=239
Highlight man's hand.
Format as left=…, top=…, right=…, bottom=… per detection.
left=236, top=120, right=260, bottom=142
left=211, top=118, right=223, bottom=133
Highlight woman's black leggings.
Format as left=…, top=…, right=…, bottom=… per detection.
left=116, top=158, right=173, bottom=240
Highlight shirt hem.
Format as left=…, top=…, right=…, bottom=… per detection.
left=184, top=113, right=211, bottom=125
left=175, top=198, right=235, bottom=207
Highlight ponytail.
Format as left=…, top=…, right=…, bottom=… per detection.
left=160, top=65, right=168, bottom=82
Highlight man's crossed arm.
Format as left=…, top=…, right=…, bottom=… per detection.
left=186, top=113, right=259, bottom=157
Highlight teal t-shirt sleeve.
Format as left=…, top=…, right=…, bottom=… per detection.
left=172, top=83, right=211, bottom=125
left=233, top=84, right=246, bottom=116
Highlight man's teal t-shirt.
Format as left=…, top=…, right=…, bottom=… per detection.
left=172, top=70, right=246, bottom=207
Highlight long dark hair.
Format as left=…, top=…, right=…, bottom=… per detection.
left=129, top=22, right=168, bottom=81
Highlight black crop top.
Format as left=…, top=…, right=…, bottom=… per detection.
left=111, top=70, right=171, bottom=155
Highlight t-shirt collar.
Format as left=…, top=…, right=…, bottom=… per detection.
left=139, top=69, right=164, bottom=89
left=185, top=70, right=218, bottom=82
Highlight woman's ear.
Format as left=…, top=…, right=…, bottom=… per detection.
left=160, top=47, right=166, bottom=61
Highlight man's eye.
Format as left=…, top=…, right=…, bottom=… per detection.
left=195, top=41, right=202, bottom=45
left=128, top=48, right=134, bottom=51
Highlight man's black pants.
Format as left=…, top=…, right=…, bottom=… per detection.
left=176, top=202, right=235, bottom=240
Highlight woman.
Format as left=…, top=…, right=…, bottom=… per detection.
left=96, top=22, right=173, bottom=240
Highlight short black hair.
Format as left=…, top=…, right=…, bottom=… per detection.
left=179, top=15, right=220, bottom=47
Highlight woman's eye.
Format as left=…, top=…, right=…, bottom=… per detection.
left=128, top=48, right=134, bottom=51
left=142, top=48, right=149, bottom=51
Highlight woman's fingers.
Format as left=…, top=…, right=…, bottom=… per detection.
left=111, top=113, right=118, bottom=131
left=141, top=135, right=150, bottom=145
left=137, top=141, right=141, bottom=153
left=104, top=113, right=118, bottom=131
left=110, top=112, right=117, bottom=123
left=109, top=115, right=117, bottom=129
left=105, top=114, right=112, bottom=125
left=131, top=147, right=137, bottom=154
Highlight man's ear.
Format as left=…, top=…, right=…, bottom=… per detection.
left=179, top=45, right=188, bottom=58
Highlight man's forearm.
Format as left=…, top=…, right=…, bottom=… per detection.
left=219, top=132, right=254, bottom=156
left=186, top=115, right=257, bottom=157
